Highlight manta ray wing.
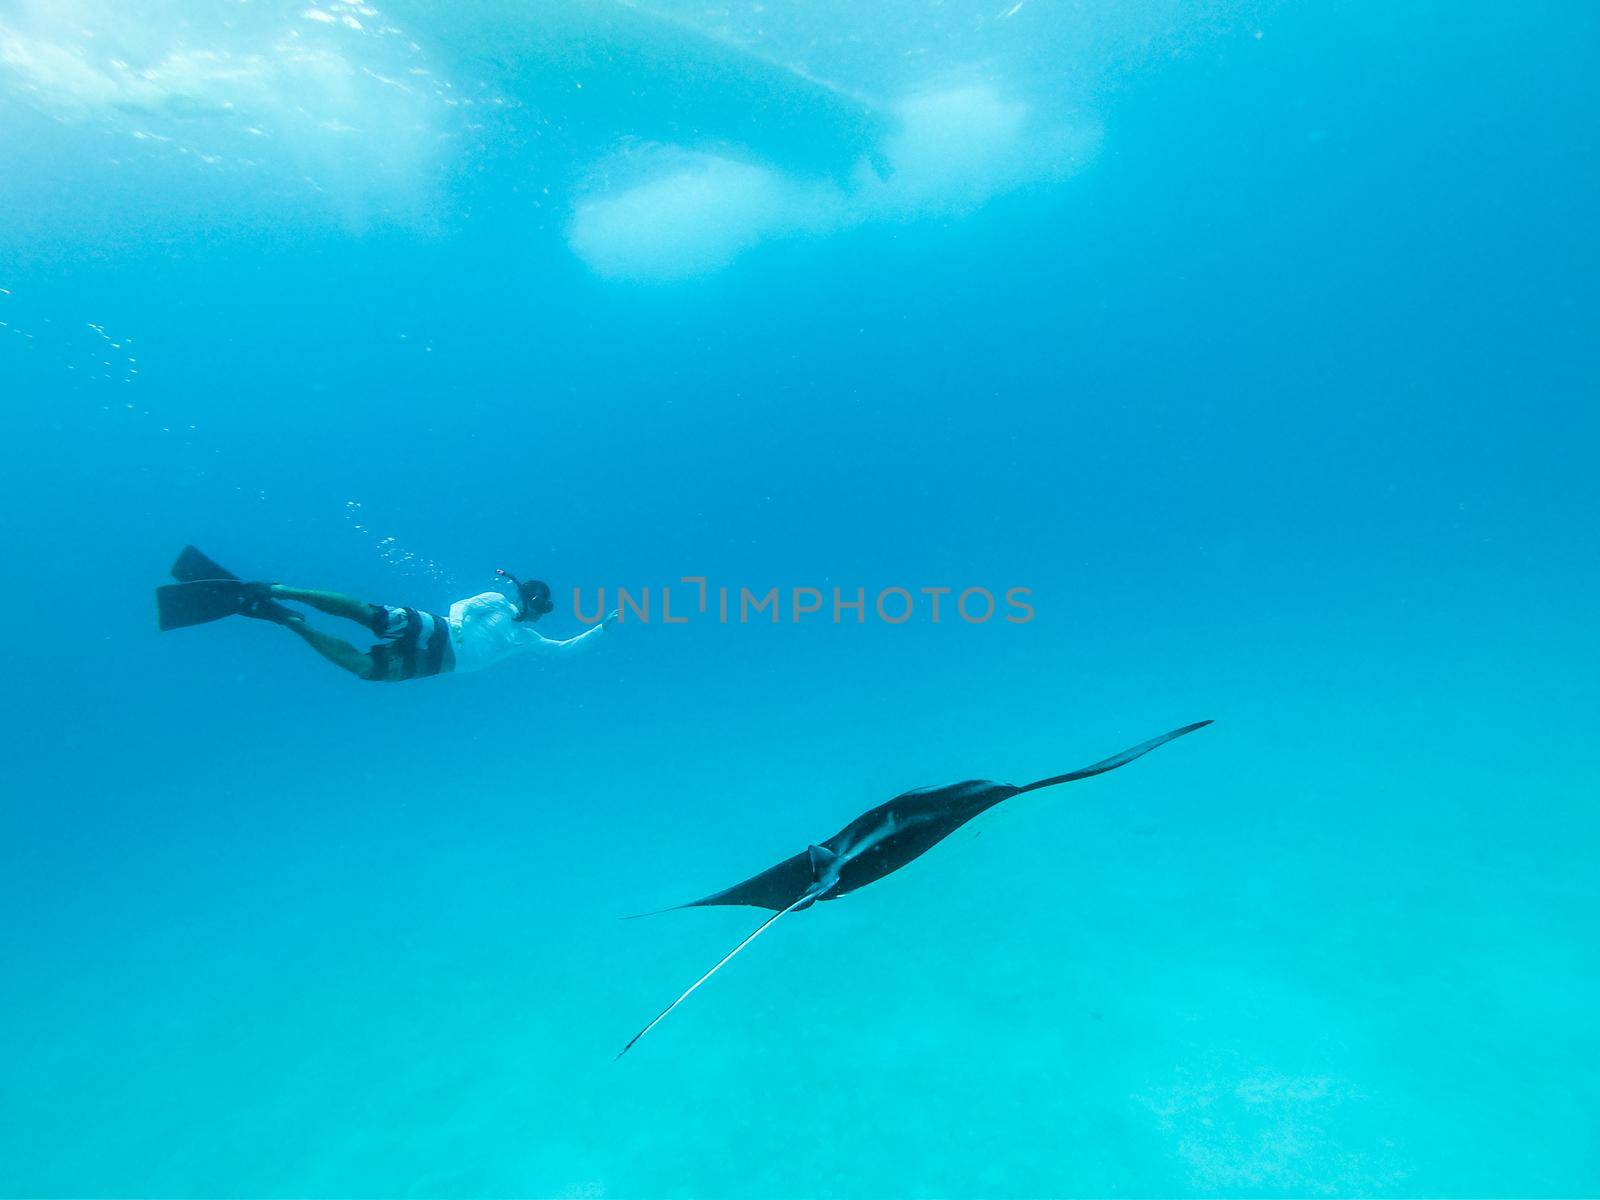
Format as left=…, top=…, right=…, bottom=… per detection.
left=627, top=838, right=835, bottom=919
left=670, top=850, right=815, bottom=913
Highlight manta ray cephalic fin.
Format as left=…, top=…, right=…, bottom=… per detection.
left=807, top=844, right=838, bottom=877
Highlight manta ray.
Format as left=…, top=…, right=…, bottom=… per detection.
left=620, top=719, right=1212, bottom=1056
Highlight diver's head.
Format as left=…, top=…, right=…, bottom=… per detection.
left=496, top=569, right=555, bottom=622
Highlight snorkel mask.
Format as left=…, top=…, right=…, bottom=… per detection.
left=496, top=569, right=554, bottom=622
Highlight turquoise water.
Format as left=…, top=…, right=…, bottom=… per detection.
left=2, top=1, right=1597, bottom=1195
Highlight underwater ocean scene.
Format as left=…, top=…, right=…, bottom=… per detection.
left=2, top=0, right=1597, bottom=1195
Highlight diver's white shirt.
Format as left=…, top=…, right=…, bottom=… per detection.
left=447, top=591, right=606, bottom=674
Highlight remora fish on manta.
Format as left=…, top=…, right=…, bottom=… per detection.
left=620, top=719, right=1212, bottom=1056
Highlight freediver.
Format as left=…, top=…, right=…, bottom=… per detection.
left=156, top=546, right=617, bottom=682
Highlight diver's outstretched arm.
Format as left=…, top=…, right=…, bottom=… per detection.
left=526, top=609, right=619, bottom=657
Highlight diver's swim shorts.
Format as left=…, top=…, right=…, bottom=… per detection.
left=365, top=605, right=456, bottom=682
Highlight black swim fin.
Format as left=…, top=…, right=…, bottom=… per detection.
left=164, top=546, right=297, bottom=627
left=170, top=544, right=235, bottom=583
left=156, top=579, right=274, bottom=631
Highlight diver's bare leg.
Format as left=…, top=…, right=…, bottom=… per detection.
left=270, top=585, right=375, bottom=626
left=279, top=615, right=376, bottom=679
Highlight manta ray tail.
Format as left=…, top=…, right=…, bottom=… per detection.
left=1017, top=719, right=1212, bottom=794
left=617, top=887, right=823, bottom=1058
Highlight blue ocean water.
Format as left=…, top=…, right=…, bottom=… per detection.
left=2, top=0, right=1597, bottom=1194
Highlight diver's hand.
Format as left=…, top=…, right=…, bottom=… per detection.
left=602, top=609, right=621, bottom=630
